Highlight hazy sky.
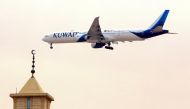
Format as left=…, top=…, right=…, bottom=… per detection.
left=1, top=0, right=190, bottom=109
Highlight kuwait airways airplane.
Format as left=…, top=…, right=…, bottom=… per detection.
left=42, top=10, right=175, bottom=50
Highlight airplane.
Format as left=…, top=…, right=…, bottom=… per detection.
left=42, top=10, right=176, bottom=50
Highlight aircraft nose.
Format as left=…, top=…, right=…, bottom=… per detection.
left=42, top=35, right=49, bottom=42
left=42, top=37, right=46, bottom=42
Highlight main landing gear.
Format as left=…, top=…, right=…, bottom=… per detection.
left=105, top=42, right=114, bottom=50
left=50, top=43, right=53, bottom=49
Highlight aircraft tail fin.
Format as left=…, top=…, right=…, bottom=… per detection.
left=131, top=10, right=175, bottom=38
left=148, top=10, right=170, bottom=32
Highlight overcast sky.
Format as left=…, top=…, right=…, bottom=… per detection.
left=1, top=0, right=190, bottom=109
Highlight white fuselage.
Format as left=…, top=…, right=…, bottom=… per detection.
left=42, top=10, right=171, bottom=49
left=42, top=30, right=144, bottom=44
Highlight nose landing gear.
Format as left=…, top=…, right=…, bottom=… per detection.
left=50, top=43, right=53, bottom=49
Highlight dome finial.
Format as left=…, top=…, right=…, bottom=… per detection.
left=31, top=50, right=36, bottom=78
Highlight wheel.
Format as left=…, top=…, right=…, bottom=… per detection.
left=105, top=46, right=114, bottom=50
left=110, top=47, right=114, bottom=50
left=50, top=43, right=53, bottom=49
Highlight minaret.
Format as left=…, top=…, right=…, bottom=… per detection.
left=10, top=50, right=54, bottom=109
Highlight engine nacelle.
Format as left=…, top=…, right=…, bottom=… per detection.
left=91, top=43, right=106, bottom=48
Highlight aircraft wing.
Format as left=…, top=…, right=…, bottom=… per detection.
left=87, top=17, right=104, bottom=42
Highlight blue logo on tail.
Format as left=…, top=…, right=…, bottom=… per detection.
left=149, top=10, right=170, bottom=30
left=132, top=10, right=170, bottom=38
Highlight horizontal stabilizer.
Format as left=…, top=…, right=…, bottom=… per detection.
left=168, top=32, right=178, bottom=34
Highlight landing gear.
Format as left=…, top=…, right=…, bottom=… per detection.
left=105, top=42, right=114, bottom=50
left=105, top=46, right=114, bottom=50
left=50, top=43, right=53, bottom=49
